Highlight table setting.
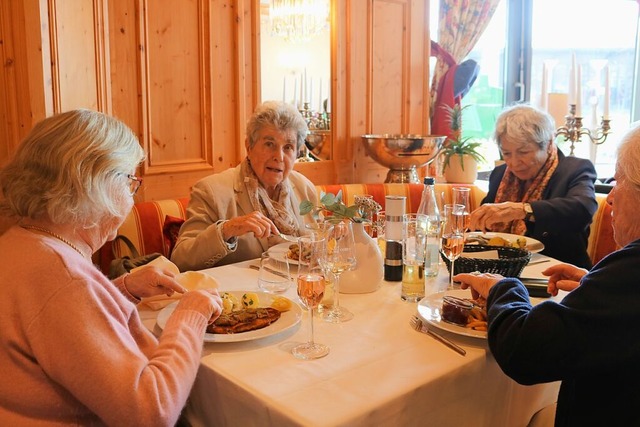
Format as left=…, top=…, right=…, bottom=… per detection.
left=136, top=218, right=562, bottom=426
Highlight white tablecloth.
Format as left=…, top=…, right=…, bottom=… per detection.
left=139, top=257, right=561, bottom=427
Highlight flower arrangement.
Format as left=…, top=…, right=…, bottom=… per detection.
left=299, top=191, right=381, bottom=223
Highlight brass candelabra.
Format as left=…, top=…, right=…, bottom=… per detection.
left=555, top=104, right=611, bottom=156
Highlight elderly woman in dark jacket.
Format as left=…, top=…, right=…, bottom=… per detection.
left=470, top=104, right=597, bottom=268
left=457, top=125, right=640, bottom=426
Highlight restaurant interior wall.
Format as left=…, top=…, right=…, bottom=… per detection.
left=0, top=0, right=433, bottom=202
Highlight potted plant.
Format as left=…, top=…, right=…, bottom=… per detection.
left=440, top=104, right=485, bottom=184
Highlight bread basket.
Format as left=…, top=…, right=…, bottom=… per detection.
left=441, top=245, right=531, bottom=277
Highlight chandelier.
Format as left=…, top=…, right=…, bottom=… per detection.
left=270, top=0, right=329, bottom=42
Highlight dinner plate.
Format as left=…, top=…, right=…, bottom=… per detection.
left=156, top=291, right=302, bottom=343
left=268, top=242, right=299, bottom=265
left=466, top=232, right=544, bottom=253
left=417, top=289, right=488, bottom=339
left=417, top=289, right=549, bottom=339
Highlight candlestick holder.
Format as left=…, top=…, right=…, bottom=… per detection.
left=555, top=104, right=612, bottom=156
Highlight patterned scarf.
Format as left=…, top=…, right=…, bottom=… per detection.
left=494, top=144, right=559, bottom=235
left=240, top=159, right=299, bottom=246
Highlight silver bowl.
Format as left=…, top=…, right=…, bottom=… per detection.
left=361, top=134, right=446, bottom=183
left=305, top=130, right=331, bottom=161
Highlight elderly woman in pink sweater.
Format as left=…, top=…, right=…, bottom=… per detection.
left=0, top=109, right=223, bottom=425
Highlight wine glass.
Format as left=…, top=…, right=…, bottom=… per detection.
left=441, top=204, right=465, bottom=290
left=452, top=187, right=471, bottom=233
left=292, top=236, right=330, bottom=360
left=321, top=220, right=356, bottom=323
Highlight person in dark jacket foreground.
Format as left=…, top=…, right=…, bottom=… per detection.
left=456, top=124, right=640, bottom=426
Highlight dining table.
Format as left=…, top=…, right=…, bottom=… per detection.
left=138, top=251, right=563, bottom=427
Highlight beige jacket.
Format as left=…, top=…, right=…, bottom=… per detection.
left=171, top=164, right=317, bottom=271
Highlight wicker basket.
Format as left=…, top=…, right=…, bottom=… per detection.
left=441, top=245, right=531, bottom=277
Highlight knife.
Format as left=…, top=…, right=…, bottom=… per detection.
left=249, top=264, right=291, bottom=280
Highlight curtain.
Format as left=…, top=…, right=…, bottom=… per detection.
left=429, top=0, right=501, bottom=117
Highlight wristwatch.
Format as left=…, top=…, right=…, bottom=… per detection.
left=523, top=203, right=534, bottom=222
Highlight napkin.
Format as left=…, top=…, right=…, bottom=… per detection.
left=133, top=257, right=220, bottom=310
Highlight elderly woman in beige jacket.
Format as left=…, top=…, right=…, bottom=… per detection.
left=171, top=101, right=317, bottom=271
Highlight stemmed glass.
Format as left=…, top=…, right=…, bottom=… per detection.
left=441, top=204, right=465, bottom=290
left=452, top=187, right=471, bottom=233
left=292, top=236, right=330, bottom=360
left=321, top=220, right=356, bottom=323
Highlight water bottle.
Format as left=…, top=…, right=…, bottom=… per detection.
left=417, top=177, right=440, bottom=277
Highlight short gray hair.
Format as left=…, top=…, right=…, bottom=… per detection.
left=246, top=101, right=308, bottom=150
left=616, top=124, right=640, bottom=191
left=0, top=109, right=145, bottom=228
left=494, top=104, right=556, bottom=151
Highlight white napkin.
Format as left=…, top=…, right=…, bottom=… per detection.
left=133, top=257, right=220, bottom=310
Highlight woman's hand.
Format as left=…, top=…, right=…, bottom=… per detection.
left=470, top=202, right=526, bottom=232
left=124, top=266, right=187, bottom=299
left=542, top=263, right=588, bottom=296
left=177, top=289, right=224, bottom=323
left=454, top=272, right=504, bottom=300
left=221, top=211, right=278, bottom=240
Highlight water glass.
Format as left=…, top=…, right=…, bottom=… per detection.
left=401, top=214, right=427, bottom=302
left=258, top=251, right=292, bottom=293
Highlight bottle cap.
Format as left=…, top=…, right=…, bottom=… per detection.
left=423, top=177, right=435, bottom=185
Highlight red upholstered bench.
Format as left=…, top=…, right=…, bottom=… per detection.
left=315, top=183, right=484, bottom=214
left=93, top=184, right=616, bottom=275
left=94, top=198, right=189, bottom=274
left=587, top=193, right=618, bottom=265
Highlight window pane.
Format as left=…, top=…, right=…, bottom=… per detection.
left=460, top=1, right=507, bottom=169
left=530, top=0, right=639, bottom=178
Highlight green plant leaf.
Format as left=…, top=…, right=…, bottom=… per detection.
left=299, top=200, right=314, bottom=215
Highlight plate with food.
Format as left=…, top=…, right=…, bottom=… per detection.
left=417, top=288, right=551, bottom=339
left=417, top=289, right=488, bottom=339
left=268, top=242, right=301, bottom=265
left=156, top=291, right=302, bottom=343
left=465, top=232, right=544, bottom=253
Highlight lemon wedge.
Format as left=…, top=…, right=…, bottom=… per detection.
left=270, top=296, right=292, bottom=312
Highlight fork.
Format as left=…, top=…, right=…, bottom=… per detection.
left=278, top=232, right=299, bottom=243
left=410, top=315, right=466, bottom=356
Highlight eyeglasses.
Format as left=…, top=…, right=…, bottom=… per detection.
left=125, top=174, right=143, bottom=195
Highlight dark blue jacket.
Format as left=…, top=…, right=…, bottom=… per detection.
left=483, top=151, right=597, bottom=268
left=487, top=241, right=640, bottom=426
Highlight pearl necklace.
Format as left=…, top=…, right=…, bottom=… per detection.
left=21, top=225, right=88, bottom=259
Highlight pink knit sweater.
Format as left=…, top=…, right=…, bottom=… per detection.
left=0, top=226, right=212, bottom=426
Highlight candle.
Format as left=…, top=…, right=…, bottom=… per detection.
left=540, top=63, right=548, bottom=111
left=304, top=68, right=308, bottom=103
left=299, top=73, right=303, bottom=109
left=309, top=78, right=314, bottom=109
left=282, top=76, right=286, bottom=103
left=604, top=65, right=610, bottom=119
left=568, top=53, right=577, bottom=104
left=318, top=78, right=323, bottom=111
left=576, top=65, right=582, bottom=117
left=293, top=76, right=298, bottom=108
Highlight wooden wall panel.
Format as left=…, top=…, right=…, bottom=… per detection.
left=371, top=0, right=405, bottom=134
left=141, top=0, right=211, bottom=171
left=51, top=0, right=108, bottom=112
left=0, top=0, right=432, bottom=196
left=348, top=0, right=430, bottom=184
